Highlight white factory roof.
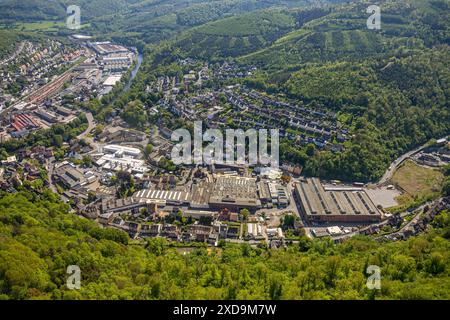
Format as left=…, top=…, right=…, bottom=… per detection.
left=266, top=228, right=283, bottom=238
left=327, top=226, right=343, bottom=236
left=103, top=144, right=141, bottom=157
left=260, top=167, right=282, bottom=180
left=71, top=34, right=93, bottom=40
left=134, top=189, right=190, bottom=203
left=12, top=102, right=30, bottom=110
left=96, top=154, right=148, bottom=173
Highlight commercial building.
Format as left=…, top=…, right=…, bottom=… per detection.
left=295, top=178, right=381, bottom=223
left=102, top=144, right=141, bottom=157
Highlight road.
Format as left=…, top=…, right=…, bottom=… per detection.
left=0, top=41, right=26, bottom=66
left=330, top=201, right=433, bottom=242
left=77, top=112, right=95, bottom=140
left=45, top=157, right=58, bottom=194
left=377, top=200, right=436, bottom=239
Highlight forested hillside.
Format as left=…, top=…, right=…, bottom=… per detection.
left=173, top=10, right=298, bottom=59
left=0, top=30, right=19, bottom=58
left=283, top=48, right=450, bottom=181
left=0, top=0, right=130, bottom=21
left=0, top=0, right=347, bottom=44
left=122, top=0, right=449, bottom=182
left=0, top=189, right=449, bottom=300
left=241, top=0, right=450, bottom=67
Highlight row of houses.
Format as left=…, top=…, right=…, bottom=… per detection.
left=102, top=215, right=240, bottom=245
left=225, top=89, right=348, bottom=150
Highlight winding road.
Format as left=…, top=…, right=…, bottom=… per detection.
left=77, top=112, right=95, bottom=140
left=0, top=41, right=26, bottom=66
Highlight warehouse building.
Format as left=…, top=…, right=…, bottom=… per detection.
left=89, top=42, right=129, bottom=55
left=208, top=175, right=261, bottom=211
left=53, top=162, right=88, bottom=189
left=100, top=197, right=164, bottom=215
left=295, top=178, right=381, bottom=224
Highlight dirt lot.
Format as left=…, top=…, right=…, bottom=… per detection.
left=391, top=160, right=444, bottom=204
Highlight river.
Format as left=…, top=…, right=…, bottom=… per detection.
left=124, top=52, right=143, bottom=92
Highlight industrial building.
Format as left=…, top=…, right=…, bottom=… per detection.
left=101, top=56, right=132, bottom=71
left=295, top=178, right=381, bottom=224
left=257, top=181, right=289, bottom=208
left=11, top=114, right=40, bottom=132
left=53, top=162, right=89, bottom=189
left=98, top=174, right=262, bottom=218
left=96, top=145, right=149, bottom=174
left=89, top=42, right=129, bottom=56
left=133, top=189, right=190, bottom=206
left=208, top=175, right=261, bottom=211
left=34, top=108, right=58, bottom=123
left=100, top=197, right=164, bottom=216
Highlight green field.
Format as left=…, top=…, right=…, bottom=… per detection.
left=12, top=21, right=91, bottom=32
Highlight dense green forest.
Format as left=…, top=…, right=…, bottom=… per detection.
left=0, top=29, right=19, bottom=58
left=282, top=48, right=450, bottom=181
left=0, top=188, right=449, bottom=300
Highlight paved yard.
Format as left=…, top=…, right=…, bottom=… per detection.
left=365, top=187, right=402, bottom=208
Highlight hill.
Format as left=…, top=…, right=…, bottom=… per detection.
left=173, top=10, right=298, bottom=59
left=241, top=0, right=450, bottom=68
left=132, top=0, right=449, bottom=182
left=0, top=0, right=348, bottom=44
left=0, top=0, right=130, bottom=22
left=0, top=189, right=449, bottom=299
left=0, top=29, right=19, bottom=59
